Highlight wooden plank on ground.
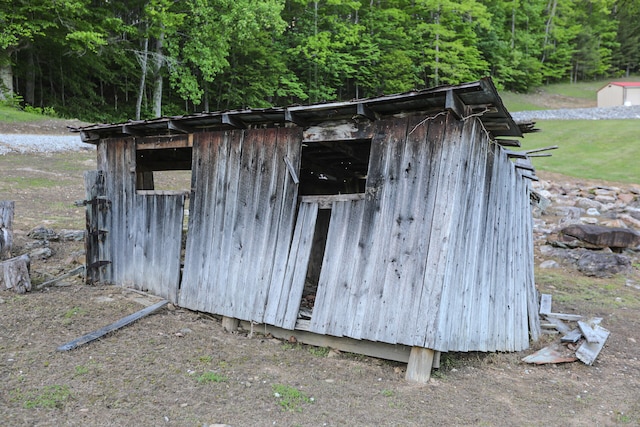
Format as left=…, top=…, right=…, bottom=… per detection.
left=406, top=347, right=435, bottom=383
left=539, top=294, right=552, bottom=315
left=543, top=315, right=571, bottom=334
left=545, top=312, right=583, bottom=321
left=57, top=300, right=168, bottom=351
left=575, top=324, right=610, bottom=365
left=560, top=329, right=582, bottom=343
left=578, top=319, right=606, bottom=343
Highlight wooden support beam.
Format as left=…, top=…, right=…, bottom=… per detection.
left=80, top=131, right=100, bottom=143
left=494, top=139, right=521, bottom=147
left=122, top=124, right=144, bottom=136
left=405, top=347, right=435, bottom=383
left=514, top=159, right=536, bottom=172
left=445, top=90, right=467, bottom=119
left=168, top=120, right=194, bottom=134
left=222, top=316, right=240, bottom=332
left=136, top=135, right=192, bottom=150
left=57, top=300, right=168, bottom=351
left=299, top=193, right=365, bottom=209
left=284, top=109, right=309, bottom=127
left=222, top=113, right=246, bottom=129
left=239, top=320, right=411, bottom=363
left=356, top=103, right=376, bottom=121
left=432, top=351, right=441, bottom=369
left=302, top=120, right=375, bottom=143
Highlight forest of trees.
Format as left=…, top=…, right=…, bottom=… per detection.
left=1, top=0, right=639, bottom=122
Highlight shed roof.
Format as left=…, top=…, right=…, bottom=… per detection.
left=599, top=81, right=640, bottom=91
left=73, top=77, right=533, bottom=142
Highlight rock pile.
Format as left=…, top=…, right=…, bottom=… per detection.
left=531, top=178, right=640, bottom=279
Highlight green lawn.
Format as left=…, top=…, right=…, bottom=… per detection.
left=0, top=104, right=52, bottom=122
left=519, top=119, right=640, bottom=185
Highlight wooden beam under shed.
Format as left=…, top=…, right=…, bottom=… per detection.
left=239, top=320, right=412, bottom=363
left=405, top=347, right=436, bottom=383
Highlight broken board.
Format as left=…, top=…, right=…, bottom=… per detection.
left=57, top=300, right=168, bottom=351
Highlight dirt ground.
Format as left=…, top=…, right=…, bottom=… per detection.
left=0, top=119, right=639, bottom=427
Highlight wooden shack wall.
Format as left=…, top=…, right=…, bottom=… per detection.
left=95, top=138, right=185, bottom=301
left=178, top=128, right=303, bottom=323
left=89, top=111, right=537, bottom=352
left=307, top=113, right=536, bottom=352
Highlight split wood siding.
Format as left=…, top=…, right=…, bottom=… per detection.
left=303, top=114, right=537, bottom=351
left=178, top=128, right=304, bottom=324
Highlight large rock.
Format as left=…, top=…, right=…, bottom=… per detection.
left=576, top=251, right=631, bottom=278
left=559, top=224, right=640, bottom=250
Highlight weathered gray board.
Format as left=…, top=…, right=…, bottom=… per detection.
left=301, top=114, right=536, bottom=351
left=178, top=128, right=302, bottom=323
left=91, top=139, right=185, bottom=301
left=84, top=170, right=105, bottom=284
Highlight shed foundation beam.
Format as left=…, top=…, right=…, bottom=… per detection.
left=222, top=316, right=240, bottom=332
left=239, top=321, right=411, bottom=363
left=405, top=347, right=436, bottom=383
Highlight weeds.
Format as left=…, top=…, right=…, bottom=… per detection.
left=272, top=384, right=313, bottom=412
left=11, top=385, right=71, bottom=409
left=308, top=346, right=330, bottom=357
left=196, top=371, right=227, bottom=384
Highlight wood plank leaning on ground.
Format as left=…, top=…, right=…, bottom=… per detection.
left=57, top=300, right=169, bottom=351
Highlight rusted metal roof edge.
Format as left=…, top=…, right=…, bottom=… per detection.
left=72, top=77, right=527, bottom=144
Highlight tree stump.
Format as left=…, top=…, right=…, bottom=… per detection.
left=1, top=254, right=31, bottom=293
left=0, top=201, right=15, bottom=259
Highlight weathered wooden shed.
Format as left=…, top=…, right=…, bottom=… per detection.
left=76, top=78, right=540, bottom=381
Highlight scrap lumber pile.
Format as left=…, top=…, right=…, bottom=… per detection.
left=522, top=293, right=610, bottom=366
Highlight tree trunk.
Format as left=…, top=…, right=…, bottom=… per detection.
left=152, top=32, right=165, bottom=118
left=135, top=37, right=150, bottom=120
left=541, top=0, right=558, bottom=63
left=0, top=254, right=31, bottom=293
left=25, top=45, right=35, bottom=105
left=0, top=55, right=14, bottom=101
left=0, top=201, right=15, bottom=260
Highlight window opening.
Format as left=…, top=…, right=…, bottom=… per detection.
left=298, top=139, right=371, bottom=195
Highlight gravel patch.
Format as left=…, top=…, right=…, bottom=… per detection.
left=0, top=134, right=92, bottom=155
left=512, top=105, right=640, bottom=121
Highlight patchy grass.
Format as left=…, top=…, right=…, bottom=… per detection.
left=11, top=385, right=72, bottom=409
left=520, top=119, right=640, bottom=184
left=0, top=104, right=55, bottom=122
left=196, top=371, right=227, bottom=384
left=272, top=384, right=313, bottom=412
left=535, top=269, right=639, bottom=314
